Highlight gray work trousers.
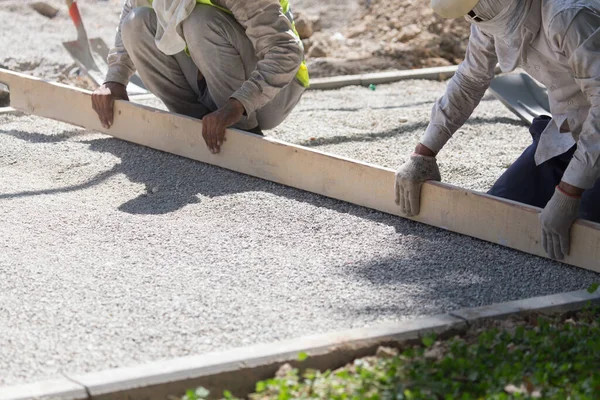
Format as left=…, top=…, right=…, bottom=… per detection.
left=120, top=5, right=305, bottom=131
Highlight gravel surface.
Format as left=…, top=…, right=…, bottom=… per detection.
left=1, top=0, right=598, bottom=390
left=0, top=0, right=123, bottom=80
left=1, top=78, right=599, bottom=387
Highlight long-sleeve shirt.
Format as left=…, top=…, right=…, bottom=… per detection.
left=105, top=0, right=304, bottom=117
left=421, top=0, right=600, bottom=189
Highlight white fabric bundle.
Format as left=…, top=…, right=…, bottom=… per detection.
left=151, top=0, right=196, bottom=55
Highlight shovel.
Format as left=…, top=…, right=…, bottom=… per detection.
left=62, top=0, right=148, bottom=95
left=489, top=72, right=551, bottom=125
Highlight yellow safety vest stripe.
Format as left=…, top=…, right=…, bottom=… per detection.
left=147, top=0, right=309, bottom=87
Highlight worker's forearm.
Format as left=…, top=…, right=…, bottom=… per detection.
left=414, top=143, right=436, bottom=157
left=560, top=9, right=600, bottom=192
left=105, top=0, right=137, bottom=85
left=558, top=181, right=585, bottom=197
left=224, top=0, right=304, bottom=116
left=418, top=27, right=497, bottom=154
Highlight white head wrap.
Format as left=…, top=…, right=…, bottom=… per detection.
left=466, top=0, right=536, bottom=71
left=151, top=0, right=196, bottom=55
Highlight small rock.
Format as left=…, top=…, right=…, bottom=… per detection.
left=375, top=346, right=398, bottom=358
left=309, top=15, right=322, bottom=32
left=423, top=346, right=443, bottom=360
left=30, top=2, right=59, bottom=18
left=308, top=43, right=327, bottom=58
left=302, top=38, right=312, bottom=53
left=347, top=23, right=368, bottom=38
left=426, top=57, right=453, bottom=67
left=294, top=13, right=314, bottom=39
left=331, top=32, right=346, bottom=43
left=399, top=24, right=422, bottom=42
left=275, top=363, right=293, bottom=378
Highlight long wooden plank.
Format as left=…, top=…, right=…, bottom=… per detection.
left=307, top=65, right=506, bottom=91
left=308, top=66, right=460, bottom=90
left=1, top=68, right=599, bottom=272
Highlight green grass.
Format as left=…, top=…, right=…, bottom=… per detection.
left=180, top=302, right=600, bottom=400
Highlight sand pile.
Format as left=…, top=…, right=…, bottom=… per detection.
left=302, top=0, right=471, bottom=77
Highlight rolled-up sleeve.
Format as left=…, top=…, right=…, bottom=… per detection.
left=223, top=0, right=304, bottom=117
left=104, top=0, right=139, bottom=86
left=557, top=8, right=600, bottom=189
left=420, top=25, right=498, bottom=153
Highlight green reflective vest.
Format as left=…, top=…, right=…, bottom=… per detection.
left=148, top=0, right=309, bottom=87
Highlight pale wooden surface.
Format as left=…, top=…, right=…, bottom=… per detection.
left=309, top=66, right=460, bottom=90
left=1, top=68, right=599, bottom=272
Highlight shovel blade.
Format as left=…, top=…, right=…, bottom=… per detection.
left=63, top=38, right=148, bottom=95
left=88, top=38, right=148, bottom=92
left=63, top=39, right=106, bottom=86
left=489, top=73, right=550, bottom=125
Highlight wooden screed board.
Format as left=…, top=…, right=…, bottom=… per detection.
left=1, top=68, right=599, bottom=272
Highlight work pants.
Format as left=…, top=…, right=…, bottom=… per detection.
left=120, top=5, right=305, bottom=132
left=488, top=115, right=600, bottom=223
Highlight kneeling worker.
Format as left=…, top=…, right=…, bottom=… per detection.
left=92, top=0, right=309, bottom=154
left=394, top=0, right=600, bottom=260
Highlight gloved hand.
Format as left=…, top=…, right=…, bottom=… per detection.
left=539, top=187, right=581, bottom=260
left=394, top=154, right=441, bottom=216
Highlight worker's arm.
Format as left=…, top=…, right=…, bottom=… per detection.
left=539, top=8, right=600, bottom=260
left=105, top=0, right=141, bottom=87
left=558, top=8, right=600, bottom=192
left=199, top=0, right=304, bottom=153
left=394, top=25, right=498, bottom=216
left=219, top=0, right=304, bottom=117
left=92, top=0, right=147, bottom=129
left=418, top=25, right=499, bottom=155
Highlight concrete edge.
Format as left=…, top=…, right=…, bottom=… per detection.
left=2, top=288, right=598, bottom=400
left=0, top=314, right=464, bottom=400
left=79, top=313, right=464, bottom=400
left=0, top=378, right=88, bottom=400
left=308, top=65, right=459, bottom=90
left=451, top=287, right=600, bottom=322
left=0, top=107, right=22, bottom=116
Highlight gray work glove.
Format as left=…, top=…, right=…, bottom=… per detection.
left=394, top=154, right=441, bottom=216
left=539, top=187, right=581, bottom=260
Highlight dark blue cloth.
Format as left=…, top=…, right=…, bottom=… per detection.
left=487, top=115, right=600, bottom=223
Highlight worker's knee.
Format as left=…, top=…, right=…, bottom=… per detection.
left=182, top=5, right=228, bottom=45
left=121, top=7, right=156, bottom=48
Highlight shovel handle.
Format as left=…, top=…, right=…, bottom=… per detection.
left=66, top=0, right=89, bottom=43
left=66, top=0, right=82, bottom=28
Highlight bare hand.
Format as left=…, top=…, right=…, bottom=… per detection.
left=201, top=99, right=245, bottom=154
left=91, top=82, right=129, bottom=129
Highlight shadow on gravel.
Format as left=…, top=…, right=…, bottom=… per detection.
left=1, top=125, right=597, bottom=316
left=295, top=92, right=501, bottom=115
left=338, top=237, right=598, bottom=319
left=0, top=166, right=119, bottom=200
left=1, top=113, right=525, bottom=219
left=299, top=116, right=526, bottom=147
left=0, top=128, right=88, bottom=143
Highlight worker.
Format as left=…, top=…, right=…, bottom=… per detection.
left=394, top=0, right=600, bottom=260
left=91, top=0, right=309, bottom=154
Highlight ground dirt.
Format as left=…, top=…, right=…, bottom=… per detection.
left=0, top=0, right=469, bottom=83
left=302, top=0, right=471, bottom=77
